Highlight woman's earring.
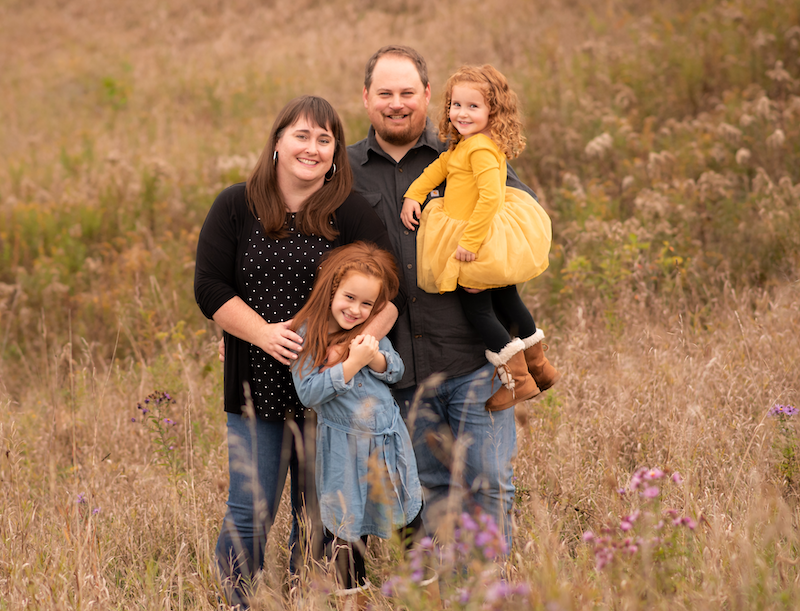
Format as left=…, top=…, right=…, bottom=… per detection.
left=273, top=151, right=278, bottom=165
left=324, top=163, right=336, bottom=182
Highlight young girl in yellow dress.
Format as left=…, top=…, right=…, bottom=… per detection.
left=401, top=64, right=559, bottom=411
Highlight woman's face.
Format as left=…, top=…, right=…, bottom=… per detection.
left=274, top=115, right=335, bottom=191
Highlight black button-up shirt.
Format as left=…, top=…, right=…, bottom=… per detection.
left=348, top=122, right=537, bottom=389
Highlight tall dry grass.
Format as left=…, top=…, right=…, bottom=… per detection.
left=1, top=0, right=799, bottom=608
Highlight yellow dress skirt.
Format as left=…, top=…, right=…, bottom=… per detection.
left=416, top=186, right=552, bottom=294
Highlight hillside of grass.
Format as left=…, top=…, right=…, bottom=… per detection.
left=1, top=0, right=799, bottom=609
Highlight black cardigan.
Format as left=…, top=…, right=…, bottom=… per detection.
left=194, top=183, right=406, bottom=416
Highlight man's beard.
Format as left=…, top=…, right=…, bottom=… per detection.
left=374, top=114, right=427, bottom=147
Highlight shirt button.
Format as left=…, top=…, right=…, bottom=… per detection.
left=412, top=297, right=417, bottom=303
left=415, top=334, right=423, bottom=339
left=358, top=383, right=362, bottom=387
left=404, top=230, right=409, bottom=235
left=398, top=168, right=403, bottom=173
left=407, top=264, right=412, bottom=269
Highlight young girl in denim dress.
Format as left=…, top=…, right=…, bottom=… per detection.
left=290, top=242, right=422, bottom=596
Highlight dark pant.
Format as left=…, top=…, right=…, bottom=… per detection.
left=457, top=285, right=536, bottom=352
left=328, top=510, right=424, bottom=589
left=215, top=412, right=323, bottom=607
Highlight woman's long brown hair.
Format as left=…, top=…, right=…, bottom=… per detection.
left=290, top=242, right=399, bottom=374
left=246, top=95, right=353, bottom=240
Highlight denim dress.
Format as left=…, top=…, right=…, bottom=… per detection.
left=292, top=335, right=422, bottom=542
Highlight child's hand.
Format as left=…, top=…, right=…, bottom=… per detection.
left=401, top=198, right=422, bottom=230
left=454, top=245, right=476, bottom=262
left=348, top=334, right=379, bottom=368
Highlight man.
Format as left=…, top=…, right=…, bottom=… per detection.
left=348, top=45, right=539, bottom=550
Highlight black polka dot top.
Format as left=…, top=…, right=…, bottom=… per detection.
left=242, top=213, right=332, bottom=420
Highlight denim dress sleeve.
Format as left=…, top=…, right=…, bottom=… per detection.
left=292, top=357, right=353, bottom=412
left=366, top=337, right=405, bottom=385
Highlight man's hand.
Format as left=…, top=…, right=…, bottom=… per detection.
left=454, top=245, right=476, bottom=262
left=400, top=198, right=422, bottom=230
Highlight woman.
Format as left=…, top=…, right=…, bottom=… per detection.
left=194, top=96, right=403, bottom=606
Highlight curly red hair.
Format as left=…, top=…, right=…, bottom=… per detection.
left=438, top=64, right=525, bottom=159
left=290, top=242, right=399, bottom=373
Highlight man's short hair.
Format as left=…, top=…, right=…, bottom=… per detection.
left=364, top=45, right=429, bottom=91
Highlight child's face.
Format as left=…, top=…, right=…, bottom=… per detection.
left=449, top=84, right=492, bottom=140
left=328, top=272, right=382, bottom=333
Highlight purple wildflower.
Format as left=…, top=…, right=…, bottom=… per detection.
left=76, top=492, right=86, bottom=504
left=92, top=507, right=101, bottom=515
left=620, top=520, right=632, bottom=532
left=644, top=468, right=664, bottom=480
left=641, top=485, right=660, bottom=499
left=582, top=531, right=595, bottom=542
left=485, top=580, right=513, bottom=604
left=769, top=404, right=798, bottom=417
left=680, top=516, right=697, bottom=530
left=671, top=472, right=684, bottom=484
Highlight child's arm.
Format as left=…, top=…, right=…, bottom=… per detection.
left=292, top=356, right=348, bottom=410
left=400, top=198, right=421, bottom=230
left=404, top=151, right=450, bottom=202
left=366, top=337, right=404, bottom=385
left=341, top=334, right=380, bottom=383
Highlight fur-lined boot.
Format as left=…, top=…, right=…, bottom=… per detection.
left=485, top=338, right=540, bottom=411
left=521, top=329, right=561, bottom=391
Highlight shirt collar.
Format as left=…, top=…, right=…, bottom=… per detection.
left=360, top=119, right=442, bottom=165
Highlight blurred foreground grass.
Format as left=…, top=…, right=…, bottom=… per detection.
left=1, top=0, right=799, bottom=608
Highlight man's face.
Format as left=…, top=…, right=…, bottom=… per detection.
left=363, top=55, right=431, bottom=147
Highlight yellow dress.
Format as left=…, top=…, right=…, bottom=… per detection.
left=404, top=134, right=552, bottom=294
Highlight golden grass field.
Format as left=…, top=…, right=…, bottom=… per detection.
left=1, top=0, right=799, bottom=609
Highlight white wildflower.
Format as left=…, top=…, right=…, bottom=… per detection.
left=585, top=132, right=614, bottom=158
left=621, top=175, right=635, bottom=191
left=755, top=97, right=772, bottom=120
left=739, top=113, right=755, bottom=128
left=766, top=60, right=795, bottom=85
left=766, top=129, right=786, bottom=149
left=562, top=172, right=586, bottom=201
left=735, top=148, right=752, bottom=165
left=717, top=122, right=742, bottom=144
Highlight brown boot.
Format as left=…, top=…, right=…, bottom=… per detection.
left=485, top=339, right=540, bottom=411
left=522, top=330, right=561, bottom=391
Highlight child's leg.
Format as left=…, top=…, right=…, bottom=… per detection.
left=330, top=534, right=369, bottom=590
left=456, top=287, right=511, bottom=353
left=397, top=510, right=441, bottom=606
left=490, top=286, right=560, bottom=391
left=489, top=285, right=536, bottom=339
left=457, top=286, right=538, bottom=410
left=398, top=509, right=425, bottom=552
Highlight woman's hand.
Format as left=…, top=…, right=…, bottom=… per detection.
left=212, top=297, right=304, bottom=367
left=401, top=198, right=422, bottom=230
left=258, top=320, right=304, bottom=365
left=455, top=245, right=476, bottom=262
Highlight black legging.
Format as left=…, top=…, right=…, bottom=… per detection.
left=457, top=285, right=536, bottom=353
left=328, top=510, right=424, bottom=589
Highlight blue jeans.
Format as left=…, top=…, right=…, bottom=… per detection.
left=392, top=363, right=516, bottom=552
left=215, top=412, right=322, bottom=607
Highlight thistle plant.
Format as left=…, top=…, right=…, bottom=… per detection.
left=768, top=403, right=799, bottom=493
left=383, top=510, right=530, bottom=610
left=131, top=391, right=184, bottom=485
left=582, top=467, right=698, bottom=595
